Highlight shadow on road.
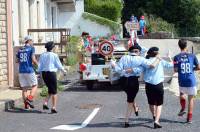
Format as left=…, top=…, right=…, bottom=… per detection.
left=86, top=121, right=153, bottom=129
left=122, top=117, right=185, bottom=124
left=64, top=82, right=123, bottom=92
left=5, top=107, right=44, bottom=114
left=85, top=117, right=185, bottom=129
left=59, top=80, right=72, bottom=85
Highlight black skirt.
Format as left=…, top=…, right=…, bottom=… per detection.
left=120, top=76, right=139, bottom=103
left=145, top=82, right=164, bottom=106
left=42, top=71, right=57, bottom=95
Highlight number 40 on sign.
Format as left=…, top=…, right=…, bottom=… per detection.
left=99, top=41, right=114, bottom=56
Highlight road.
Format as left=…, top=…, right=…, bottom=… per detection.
left=1, top=80, right=200, bottom=132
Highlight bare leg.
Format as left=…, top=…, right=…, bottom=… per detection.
left=177, top=93, right=187, bottom=116
left=155, top=105, right=162, bottom=124
left=180, top=93, right=186, bottom=110
left=132, top=102, right=139, bottom=112
left=22, top=89, right=28, bottom=101
left=188, top=95, right=194, bottom=114
left=187, top=95, right=194, bottom=122
left=44, top=94, right=51, bottom=105
left=22, top=89, right=30, bottom=109
left=30, top=85, right=38, bottom=98
left=52, top=94, right=57, bottom=110
left=125, top=102, right=133, bottom=123
left=149, top=105, right=155, bottom=117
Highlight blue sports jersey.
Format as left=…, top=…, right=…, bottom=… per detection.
left=17, top=45, right=35, bottom=73
left=174, top=52, right=199, bottom=87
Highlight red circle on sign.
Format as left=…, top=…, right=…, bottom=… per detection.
left=99, top=41, right=114, bottom=56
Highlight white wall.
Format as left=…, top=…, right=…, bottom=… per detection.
left=18, top=0, right=30, bottom=43
left=73, top=17, right=112, bottom=37
left=45, top=0, right=58, bottom=28
left=58, top=0, right=112, bottom=37
left=12, top=0, right=19, bottom=46
left=14, top=0, right=113, bottom=45
left=29, top=0, right=38, bottom=29
left=58, top=0, right=84, bottom=29
left=12, top=0, right=47, bottom=46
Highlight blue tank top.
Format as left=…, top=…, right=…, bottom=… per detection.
left=174, top=52, right=199, bottom=87
left=17, top=45, right=35, bottom=73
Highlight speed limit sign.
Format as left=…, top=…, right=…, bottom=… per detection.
left=99, top=41, right=114, bottom=56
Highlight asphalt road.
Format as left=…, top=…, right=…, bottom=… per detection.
left=0, top=81, right=200, bottom=132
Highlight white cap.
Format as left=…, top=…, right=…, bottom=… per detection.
left=24, top=35, right=33, bottom=43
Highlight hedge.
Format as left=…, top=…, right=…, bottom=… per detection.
left=82, top=12, right=122, bottom=35
left=84, top=0, right=122, bottom=22
left=65, top=36, right=81, bottom=66
left=145, top=14, right=177, bottom=35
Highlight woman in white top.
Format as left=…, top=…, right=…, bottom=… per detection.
left=38, top=41, right=66, bottom=113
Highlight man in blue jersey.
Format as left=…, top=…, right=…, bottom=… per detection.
left=174, top=39, right=200, bottom=123
left=16, top=35, right=38, bottom=109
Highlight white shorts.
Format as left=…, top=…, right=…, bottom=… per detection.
left=179, top=86, right=197, bottom=96
left=19, top=73, right=38, bottom=89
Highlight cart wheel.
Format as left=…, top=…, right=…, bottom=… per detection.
left=86, top=81, right=94, bottom=90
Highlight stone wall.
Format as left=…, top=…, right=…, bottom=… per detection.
left=140, top=31, right=173, bottom=39
left=0, top=0, right=8, bottom=85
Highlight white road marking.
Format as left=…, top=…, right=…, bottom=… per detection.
left=51, top=107, right=100, bottom=131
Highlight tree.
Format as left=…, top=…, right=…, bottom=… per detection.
left=121, top=0, right=200, bottom=36
left=85, top=0, right=122, bottom=22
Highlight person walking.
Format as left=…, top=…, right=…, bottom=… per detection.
left=142, top=47, right=173, bottom=128
left=112, top=44, right=159, bottom=128
left=38, top=41, right=67, bottom=113
left=174, top=39, right=200, bottom=123
left=139, top=15, right=146, bottom=36
left=16, top=35, right=38, bottom=109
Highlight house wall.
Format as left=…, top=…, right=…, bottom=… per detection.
left=59, top=0, right=84, bottom=35
left=12, top=0, right=51, bottom=46
left=58, top=0, right=84, bottom=30
left=0, top=0, right=8, bottom=85
left=73, top=17, right=112, bottom=37
left=58, top=0, right=113, bottom=37
left=12, top=0, right=19, bottom=46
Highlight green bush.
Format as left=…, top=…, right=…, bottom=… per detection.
left=122, top=0, right=200, bottom=37
left=145, top=14, right=177, bottom=35
left=84, top=0, right=122, bottom=22
left=66, top=55, right=78, bottom=66
left=82, top=12, right=122, bottom=35
left=65, top=36, right=80, bottom=66
left=196, top=90, right=200, bottom=98
left=40, top=82, right=64, bottom=97
left=66, top=36, right=80, bottom=53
